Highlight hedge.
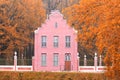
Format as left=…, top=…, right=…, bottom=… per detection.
left=0, top=72, right=107, bottom=80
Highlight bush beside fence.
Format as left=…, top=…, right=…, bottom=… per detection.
left=0, top=72, right=107, bottom=80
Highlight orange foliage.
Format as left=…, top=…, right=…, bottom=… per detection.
left=0, top=0, right=46, bottom=55
left=63, top=0, right=105, bottom=55
left=0, top=72, right=106, bottom=80
left=63, top=0, right=120, bottom=79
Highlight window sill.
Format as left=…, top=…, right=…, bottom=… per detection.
left=41, top=47, right=47, bottom=48
left=41, top=66, right=47, bottom=67
left=65, top=47, right=71, bottom=48
left=53, top=66, right=59, bottom=67
left=53, top=47, right=59, bottom=48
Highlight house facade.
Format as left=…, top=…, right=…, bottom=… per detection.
left=34, top=10, right=78, bottom=71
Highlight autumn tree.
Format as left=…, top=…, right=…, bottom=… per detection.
left=42, top=0, right=79, bottom=14
left=0, top=0, right=46, bottom=62
left=63, top=0, right=105, bottom=56
left=96, top=0, right=120, bottom=79
left=63, top=0, right=120, bottom=79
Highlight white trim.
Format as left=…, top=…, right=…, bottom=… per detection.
left=0, top=65, right=14, bottom=71
left=0, top=65, right=33, bottom=71
left=16, top=66, right=33, bottom=71
left=79, top=66, right=106, bottom=73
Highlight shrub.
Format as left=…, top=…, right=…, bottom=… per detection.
left=0, top=72, right=107, bottom=80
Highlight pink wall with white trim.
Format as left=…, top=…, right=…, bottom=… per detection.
left=34, top=10, right=78, bottom=71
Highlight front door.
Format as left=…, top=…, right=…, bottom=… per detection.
left=65, top=53, right=71, bottom=71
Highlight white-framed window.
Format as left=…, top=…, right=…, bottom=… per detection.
left=41, top=53, right=47, bottom=66
left=41, top=36, right=47, bottom=47
left=54, top=36, right=59, bottom=47
left=53, top=53, right=59, bottom=66
left=65, top=53, right=71, bottom=61
left=65, top=36, right=71, bottom=47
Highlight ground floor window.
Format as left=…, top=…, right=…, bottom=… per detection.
left=53, top=53, right=59, bottom=66
left=41, top=53, right=47, bottom=66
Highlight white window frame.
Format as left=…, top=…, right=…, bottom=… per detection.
left=65, top=53, right=71, bottom=61
left=65, top=36, right=71, bottom=48
left=54, top=36, right=59, bottom=47
left=41, top=53, right=47, bottom=66
left=41, top=36, right=47, bottom=47
left=53, top=53, right=59, bottom=66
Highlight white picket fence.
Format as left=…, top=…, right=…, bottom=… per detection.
left=0, top=52, right=106, bottom=72
left=0, top=65, right=106, bottom=72
left=0, top=65, right=32, bottom=71
left=79, top=66, right=106, bottom=73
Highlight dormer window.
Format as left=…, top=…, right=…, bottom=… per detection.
left=55, top=22, right=58, bottom=28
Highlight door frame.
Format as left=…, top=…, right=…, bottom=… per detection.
left=64, top=53, right=71, bottom=71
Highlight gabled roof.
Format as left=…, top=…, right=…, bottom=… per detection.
left=34, top=10, right=77, bottom=34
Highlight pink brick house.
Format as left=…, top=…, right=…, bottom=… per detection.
left=34, top=10, right=78, bottom=71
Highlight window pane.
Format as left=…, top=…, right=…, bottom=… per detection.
left=53, top=53, right=58, bottom=66
left=65, top=53, right=71, bottom=61
left=41, top=53, right=46, bottom=66
left=41, top=36, right=47, bottom=47
left=65, top=36, right=71, bottom=47
left=54, top=36, right=58, bottom=47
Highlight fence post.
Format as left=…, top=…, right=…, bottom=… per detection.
left=77, top=53, right=80, bottom=71
left=99, top=55, right=102, bottom=66
left=84, top=55, right=87, bottom=66
left=60, top=65, right=61, bottom=71
left=94, top=52, right=98, bottom=71
left=14, top=51, right=17, bottom=71
left=32, top=56, right=34, bottom=71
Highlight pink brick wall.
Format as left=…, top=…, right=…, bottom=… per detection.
left=34, top=10, right=78, bottom=71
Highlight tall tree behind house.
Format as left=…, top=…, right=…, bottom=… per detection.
left=24, top=0, right=80, bottom=62
left=42, top=0, right=79, bottom=14
left=0, top=0, right=46, bottom=65
left=63, top=0, right=120, bottom=79
left=0, top=0, right=80, bottom=65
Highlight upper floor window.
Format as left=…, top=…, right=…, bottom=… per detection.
left=53, top=53, right=59, bottom=66
left=65, top=36, right=71, bottom=48
left=41, top=53, right=47, bottom=66
left=41, top=36, right=47, bottom=47
left=54, top=36, right=59, bottom=47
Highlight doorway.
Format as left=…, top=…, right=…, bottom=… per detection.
left=65, top=53, right=71, bottom=71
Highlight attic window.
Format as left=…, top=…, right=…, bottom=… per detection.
left=55, top=22, right=58, bottom=28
